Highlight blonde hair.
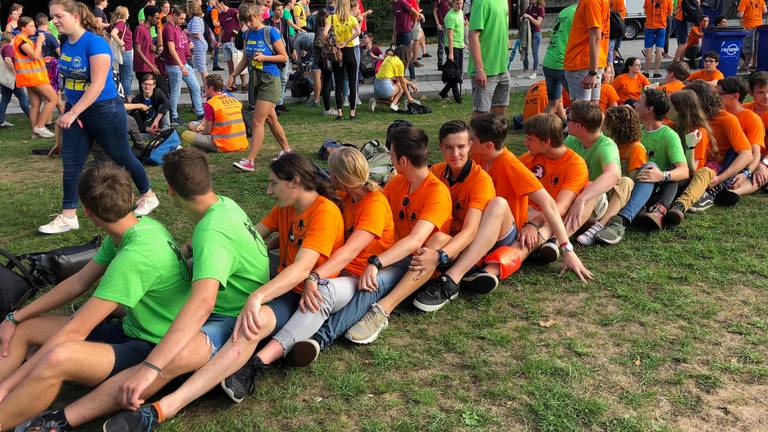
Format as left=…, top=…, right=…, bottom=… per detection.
left=238, top=0, right=265, bottom=23
left=187, top=2, right=204, bottom=17
left=111, top=6, right=129, bottom=24
left=328, top=147, right=379, bottom=192
left=335, top=0, right=351, bottom=22
left=48, top=0, right=100, bottom=33
left=0, top=32, right=13, bottom=46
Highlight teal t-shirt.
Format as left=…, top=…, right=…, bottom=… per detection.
left=283, top=9, right=296, bottom=38
left=468, top=0, right=508, bottom=76
left=565, top=134, right=621, bottom=181
left=93, top=217, right=191, bottom=344
left=192, top=196, right=270, bottom=317
left=542, top=4, right=576, bottom=70
left=443, top=9, right=465, bottom=49
left=641, top=125, right=686, bottom=171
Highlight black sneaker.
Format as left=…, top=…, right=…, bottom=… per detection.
left=288, top=338, right=320, bottom=368
left=689, top=191, right=715, bottom=213
left=460, top=268, right=499, bottom=294
left=102, top=405, right=159, bottom=432
left=413, top=275, right=460, bottom=312
left=15, top=415, right=64, bottom=432
left=213, top=66, right=225, bottom=71
left=714, top=189, right=740, bottom=206
left=220, top=355, right=267, bottom=403
left=535, top=239, right=559, bottom=264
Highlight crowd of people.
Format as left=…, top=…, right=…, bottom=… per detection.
left=0, top=0, right=767, bottom=430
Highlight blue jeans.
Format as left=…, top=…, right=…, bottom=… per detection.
left=395, top=32, right=415, bottom=80
left=166, top=64, right=203, bottom=121
left=61, top=97, right=151, bottom=209
left=0, top=85, right=30, bottom=122
left=313, top=257, right=410, bottom=350
left=618, top=163, right=658, bottom=221
left=523, top=31, right=542, bottom=71
left=278, top=62, right=291, bottom=106
left=119, top=50, right=134, bottom=98
left=213, top=46, right=220, bottom=68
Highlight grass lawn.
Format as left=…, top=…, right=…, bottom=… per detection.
left=2, top=94, right=768, bottom=432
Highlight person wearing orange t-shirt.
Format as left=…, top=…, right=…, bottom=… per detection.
left=450, top=113, right=593, bottom=283
left=688, top=52, right=725, bottom=86
left=600, top=67, right=621, bottom=110
left=519, top=114, right=589, bottom=263
left=737, top=0, right=767, bottom=70
left=683, top=16, right=709, bottom=64
left=563, top=0, right=610, bottom=103
left=643, top=0, right=672, bottom=77
left=338, top=124, right=452, bottom=345
left=613, top=57, right=651, bottom=103
left=736, top=72, right=768, bottom=194
left=659, top=61, right=689, bottom=94
left=523, top=80, right=549, bottom=121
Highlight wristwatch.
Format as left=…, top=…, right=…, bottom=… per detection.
left=559, top=241, right=574, bottom=254
left=663, top=171, right=672, bottom=182
left=5, top=311, right=19, bottom=325
left=437, top=249, right=451, bottom=269
left=761, top=157, right=768, bottom=167
left=367, top=255, right=383, bottom=270
left=743, top=168, right=752, bottom=179
left=588, top=70, right=598, bottom=76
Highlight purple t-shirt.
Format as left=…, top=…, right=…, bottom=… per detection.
left=525, top=4, right=545, bottom=33
left=113, top=21, right=133, bottom=51
left=219, top=8, right=239, bottom=43
left=393, top=0, right=414, bottom=34
left=133, top=23, right=155, bottom=73
left=162, top=22, right=186, bottom=65
left=435, top=0, right=450, bottom=25
left=0, top=44, right=13, bottom=61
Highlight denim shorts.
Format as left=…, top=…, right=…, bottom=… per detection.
left=644, top=28, right=666, bottom=48
left=221, top=41, right=236, bottom=61
left=86, top=320, right=155, bottom=378
left=200, top=313, right=237, bottom=357
left=373, top=78, right=395, bottom=99
left=543, top=66, right=568, bottom=100
left=490, top=224, right=518, bottom=252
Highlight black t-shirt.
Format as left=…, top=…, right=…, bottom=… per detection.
left=130, top=88, right=170, bottom=130
left=92, top=7, right=108, bottom=26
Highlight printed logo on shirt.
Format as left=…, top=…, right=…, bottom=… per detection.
left=533, top=164, right=545, bottom=179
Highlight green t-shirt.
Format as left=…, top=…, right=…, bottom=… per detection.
left=542, top=4, right=576, bottom=70
left=93, top=217, right=191, bottom=344
left=468, top=0, right=509, bottom=76
left=192, top=196, right=270, bottom=317
left=641, top=125, right=686, bottom=171
left=47, top=21, right=59, bottom=39
left=283, top=9, right=296, bottom=38
left=565, top=134, right=621, bottom=181
left=443, top=9, right=465, bottom=49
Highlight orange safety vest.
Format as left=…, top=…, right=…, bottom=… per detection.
left=13, top=34, right=48, bottom=88
left=208, top=93, right=248, bottom=152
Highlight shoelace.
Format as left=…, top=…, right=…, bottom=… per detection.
left=139, top=406, right=158, bottom=431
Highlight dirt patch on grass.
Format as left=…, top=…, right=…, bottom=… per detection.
left=674, top=383, right=768, bottom=432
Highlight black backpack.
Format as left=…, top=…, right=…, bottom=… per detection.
left=609, top=10, right=626, bottom=40
left=441, top=59, right=462, bottom=84
left=291, top=73, right=313, bottom=100
left=0, top=249, right=37, bottom=318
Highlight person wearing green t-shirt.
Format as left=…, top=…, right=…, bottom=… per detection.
left=542, top=4, right=576, bottom=121
left=562, top=101, right=624, bottom=236
left=438, top=0, right=466, bottom=104
left=0, top=163, right=190, bottom=430
left=468, top=0, right=511, bottom=116
left=595, top=88, right=689, bottom=244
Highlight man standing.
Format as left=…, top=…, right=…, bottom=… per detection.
left=163, top=5, right=204, bottom=125
left=542, top=3, right=577, bottom=121
left=433, top=0, right=450, bottom=71
left=392, top=0, right=419, bottom=80
left=563, top=0, right=610, bottom=103
left=468, top=0, right=511, bottom=117
left=737, top=0, right=766, bottom=71
left=644, top=0, right=673, bottom=78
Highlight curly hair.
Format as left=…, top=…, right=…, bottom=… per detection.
left=603, top=105, right=642, bottom=146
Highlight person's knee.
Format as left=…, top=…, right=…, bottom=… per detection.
left=37, top=342, right=79, bottom=375
left=485, top=197, right=510, bottom=217
left=163, top=336, right=210, bottom=376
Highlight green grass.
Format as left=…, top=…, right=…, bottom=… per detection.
left=2, top=93, right=768, bottom=431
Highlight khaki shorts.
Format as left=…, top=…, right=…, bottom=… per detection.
left=472, top=71, right=511, bottom=113
left=592, top=176, right=634, bottom=219
left=250, top=69, right=281, bottom=105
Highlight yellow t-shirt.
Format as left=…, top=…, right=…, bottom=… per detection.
left=376, top=55, right=405, bottom=79
left=328, top=14, right=359, bottom=48
left=293, top=5, right=307, bottom=28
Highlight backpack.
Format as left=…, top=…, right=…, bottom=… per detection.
left=140, top=128, right=182, bottom=165
left=0, top=249, right=37, bottom=318
left=291, top=73, right=313, bottom=100
left=682, top=0, right=703, bottom=24
left=360, top=139, right=395, bottom=185
left=405, top=101, right=432, bottom=115
left=441, top=59, right=462, bottom=84
left=21, top=236, right=103, bottom=287
left=609, top=10, right=626, bottom=40
left=240, top=26, right=287, bottom=70
left=319, top=139, right=357, bottom=160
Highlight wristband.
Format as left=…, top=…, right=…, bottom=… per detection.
left=524, top=221, right=542, bottom=229
left=306, top=271, right=320, bottom=283
left=5, top=311, right=19, bottom=325
left=141, top=360, right=163, bottom=375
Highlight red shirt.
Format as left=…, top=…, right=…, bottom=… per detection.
left=133, top=23, right=156, bottom=73
left=219, top=8, right=240, bottom=43
left=162, top=21, right=186, bottom=66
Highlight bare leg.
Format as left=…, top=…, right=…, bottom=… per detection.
left=654, top=47, right=663, bottom=74
left=0, top=341, right=115, bottom=429
left=545, top=98, right=566, bottom=123
left=312, top=69, right=322, bottom=104
left=252, top=339, right=283, bottom=365
left=0, top=316, right=70, bottom=381
left=245, top=100, right=274, bottom=163
left=266, top=109, right=290, bottom=152
left=36, top=85, right=58, bottom=129
left=390, top=82, right=403, bottom=106
left=376, top=232, right=452, bottom=314
left=27, top=88, right=40, bottom=131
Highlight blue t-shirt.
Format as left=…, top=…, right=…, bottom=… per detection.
left=59, top=31, right=117, bottom=104
left=244, top=26, right=282, bottom=77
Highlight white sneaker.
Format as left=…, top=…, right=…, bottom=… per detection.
left=517, top=71, right=530, bottom=78
left=32, top=127, right=55, bottom=138
left=369, top=98, right=376, bottom=112
left=389, top=103, right=399, bottom=112
left=38, top=214, right=79, bottom=234
left=323, top=109, right=337, bottom=116
left=0, top=121, right=13, bottom=128
left=134, top=194, right=160, bottom=217
left=343, top=100, right=350, bottom=107
left=576, top=222, right=604, bottom=246
left=528, top=72, right=537, bottom=79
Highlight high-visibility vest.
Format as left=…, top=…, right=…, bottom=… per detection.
left=208, top=93, right=248, bottom=153
left=13, top=34, right=48, bottom=88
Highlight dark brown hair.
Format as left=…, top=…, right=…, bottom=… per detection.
left=162, top=148, right=213, bottom=199
left=389, top=125, right=430, bottom=167
left=78, top=162, right=134, bottom=223
left=270, top=152, right=343, bottom=208
left=603, top=105, right=642, bottom=146
left=523, top=113, right=564, bottom=147
left=469, top=113, right=508, bottom=150
left=569, top=101, right=603, bottom=133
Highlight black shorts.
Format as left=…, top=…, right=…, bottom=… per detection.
left=86, top=320, right=155, bottom=377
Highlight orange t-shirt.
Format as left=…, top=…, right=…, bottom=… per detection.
left=743, top=101, right=768, bottom=154
left=260, top=196, right=345, bottom=293
left=693, top=126, right=713, bottom=168
left=484, top=149, right=544, bottom=230
left=611, top=0, right=627, bottom=18
left=562, top=88, right=572, bottom=108
left=600, top=83, right=620, bottom=110
left=431, top=161, right=496, bottom=236
left=688, top=68, right=725, bottom=83
left=644, top=0, right=673, bottom=29
left=382, top=172, right=453, bottom=241
left=612, top=73, right=651, bottom=102
left=687, top=26, right=704, bottom=47
left=523, top=80, right=548, bottom=121
left=340, top=191, right=396, bottom=277
left=519, top=148, right=589, bottom=211
left=211, top=8, right=221, bottom=35
left=619, top=140, right=648, bottom=173
left=738, top=0, right=766, bottom=29
left=673, top=0, right=683, bottom=20
left=736, top=108, right=766, bottom=149
left=564, top=0, right=610, bottom=71
left=660, top=80, right=685, bottom=95
left=709, top=110, right=752, bottom=163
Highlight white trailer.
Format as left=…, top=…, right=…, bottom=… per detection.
left=623, top=0, right=646, bottom=39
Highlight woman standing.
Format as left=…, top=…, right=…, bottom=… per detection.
left=40, top=0, right=159, bottom=235
left=231, top=1, right=290, bottom=172
left=322, top=0, right=360, bottom=120
left=520, top=0, right=544, bottom=80
left=109, top=6, right=133, bottom=96
left=187, top=2, right=208, bottom=87
left=13, top=16, right=59, bottom=138
left=0, top=31, right=30, bottom=127
left=5, top=4, right=22, bottom=34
